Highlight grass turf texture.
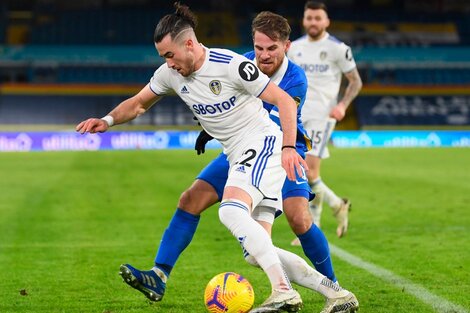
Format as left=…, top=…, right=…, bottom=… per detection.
left=0, top=148, right=469, bottom=313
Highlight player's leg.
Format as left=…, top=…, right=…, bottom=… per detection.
left=302, top=118, right=328, bottom=227
left=312, top=175, right=351, bottom=238
left=304, top=153, right=325, bottom=225
left=249, top=208, right=358, bottom=313
left=309, top=160, right=343, bottom=222
left=120, top=179, right=219, bottom=301
left=220, top=188, right=301, bottom=313
left=153, top=153, right=228, bottom=273
left=305, top=118, right=350, bottom=238
left=281, top=164, right=337, bottom=281
left=307, top=154, right=350, bottom=237
left=120, top=153, right=228, bottom=301
left=274, top=247, right=359, bottom=313
left=220, top=187, right=291, bottom=291
left=153, top=178, right=219, bottom=276
left=250, top=206, right=333, bottom=287
left=221, top=136, right=302, bottom=312
left=284, top=196, right=336, bottom=282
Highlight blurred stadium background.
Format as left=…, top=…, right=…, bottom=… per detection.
left=1, top=2, right=470, bottom=312
left=0, top=0, right=469, bottom=149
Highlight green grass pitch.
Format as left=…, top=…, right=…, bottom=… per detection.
left=0, top=147, right=469, bottom=312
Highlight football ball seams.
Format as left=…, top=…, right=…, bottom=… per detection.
left=204, top=272, right=255, bottom=313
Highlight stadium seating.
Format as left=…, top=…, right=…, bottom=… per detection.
left=30, top=9, right=161, bottom=45
left=1, top=5, right=465, bottom=85
left=1, top=1, right=470, bottom=127
left=57, top=66, right=154, bottom=84
left=0, top=22, right=4, bottom=44
left=368, top=68, right=470, bottom=85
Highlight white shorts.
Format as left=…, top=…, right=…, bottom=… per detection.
left=303, top=117, right=337, bottom=159
left=225, top=133, right=286, bottom=210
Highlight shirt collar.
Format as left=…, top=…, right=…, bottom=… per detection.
left=269, top=55, right=289, bottom=85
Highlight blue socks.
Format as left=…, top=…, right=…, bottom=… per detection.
left=154, top=209, right=336, bottom=283
left=154, top=208, right=200, bottom=277
left=298, top=224, right=336, bottom=282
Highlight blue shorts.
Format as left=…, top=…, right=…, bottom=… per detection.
left=197, top=152, right=314, bottom=202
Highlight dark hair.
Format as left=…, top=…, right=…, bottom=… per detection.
left=154, top=2, right=198, bottom=43
left=251, top=11, right=291, bottom=42
left=304, top=1, right=328, bottom=13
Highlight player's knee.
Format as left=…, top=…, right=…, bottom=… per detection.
left=179, top=182, right=219, bottom=215
left=218, top=199, right=249, bottom=227
left=244, top=254, right=259, bottom=268
left=218, top=200, right=235, bottom=225
left=290, top=220, right=311, bottom=235
left=307, top=170, right=319, bottom=182
left=178, top=188, right=202, bottom=214
left=177, top=188, right=191, bottom=209
left=287, top=209, right=312, bottom=235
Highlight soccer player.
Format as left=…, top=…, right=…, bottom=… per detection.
left=76, top=3, right=305, bottom=312
left=240, top=12, right=358, bottom=312
left=112, top=10, right=358, bottom=313
left=287, top=1, right=363, bottom=239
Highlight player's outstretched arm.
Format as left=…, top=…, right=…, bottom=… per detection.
left=76, top=84, right=160, bottom=134
left=258, top=82, right=308, bottom=181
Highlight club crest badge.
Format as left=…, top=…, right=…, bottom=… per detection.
left=209, top=80, right=222, bottom=95
left=293, top=96, right=301, bottom=107
left=320, top=51, right=327, bottom=60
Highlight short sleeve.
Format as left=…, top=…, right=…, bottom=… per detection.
left=149, top=64, right=172, bottom=96
left=284, top=82, right=307, bottom=107
left=229, top=55, right=270, bottom=97
left=336, top=43, right=357, bottom=73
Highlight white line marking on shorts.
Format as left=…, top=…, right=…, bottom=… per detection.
left=330, top=244, right=468, bottom=313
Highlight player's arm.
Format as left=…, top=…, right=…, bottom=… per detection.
left=259, top=82, right=308, bottom=181
left=330, top=68, right=363, bottom=121
left=259, top=82, right=296, bottom=147
left=76, top=84, right=160, bottom=134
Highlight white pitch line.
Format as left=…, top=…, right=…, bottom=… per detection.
left=330, top=244, right=468, bottom=313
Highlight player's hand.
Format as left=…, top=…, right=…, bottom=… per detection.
left=195, top=129, right=214, bottom=155
left=75, top=118, right=109, bottom=134
left=329, top=102, right=347, bottom=121
left=281, top=148, right=309, bottom=181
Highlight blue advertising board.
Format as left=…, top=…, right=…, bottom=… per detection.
left=0, top=130, right=469, bottom=152
left=0, top=131, right=222, bottom=152
left=331, top=130, right=470, bottom=148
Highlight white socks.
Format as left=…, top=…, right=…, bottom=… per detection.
left=311, top=177, right=342, bottom=212
left=275, top=247, right=348, bottom=298
left=247, top=246, right=348, bottom=298
left=219, top=199, right=291, bottom=291
left=275, top=247, right=322, bottom=290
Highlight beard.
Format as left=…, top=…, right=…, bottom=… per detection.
left=258, top=63, right=276, bottom=77
left=307, top=26, right=324, bottom=40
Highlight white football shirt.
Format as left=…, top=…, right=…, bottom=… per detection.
left=288, top=33, right=356, bottom=121
left=149, top=46, right=279, bottom=159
